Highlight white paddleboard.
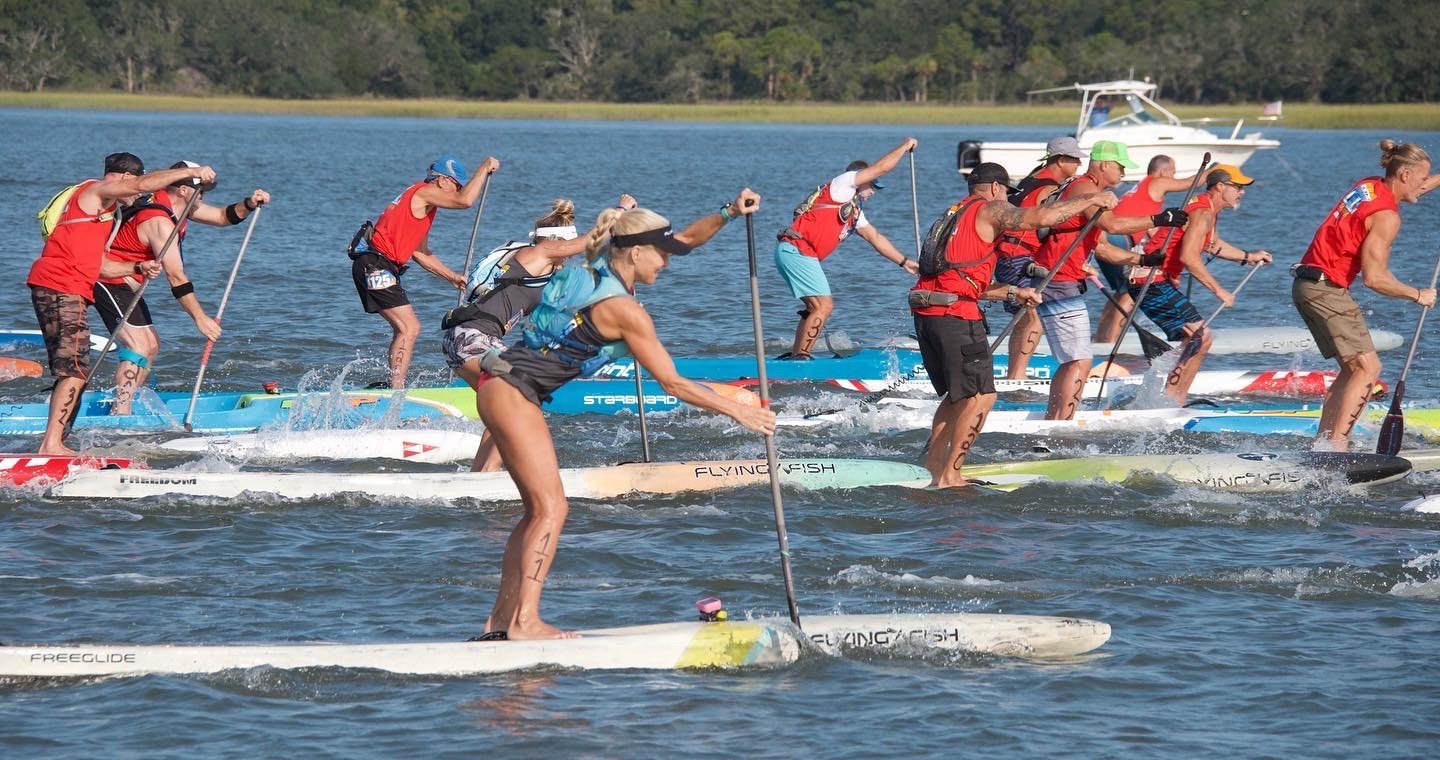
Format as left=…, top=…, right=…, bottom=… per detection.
left=782, top=398, right=1207, bottom=434
left=160, top=429, right=483, bottom=464
left=0, top=612, right=1110, bottom=678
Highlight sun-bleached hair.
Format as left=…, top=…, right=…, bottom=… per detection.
left=1379, top=139, right=1431, bottom=176
left=534, top=198, right=575, bottom=229
left=586, top=207, right=670, bottom=262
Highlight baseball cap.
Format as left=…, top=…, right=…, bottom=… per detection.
left=1043, top=136, right=1086, bottom=161
left=845, top=160, right=884, bottom=190
left=611, top=225, right=693, bottom=256
left=1206, top=164, right=1255, bottom=188
left=104, top=152, right=145, bottom=176
left=428, top=155, right=470, bottom=185
left=966, top=162, right=1017, bottom=192
left=169, top=160, right=217, bottom=193
left=1090, top=140, right=1139, bottom=169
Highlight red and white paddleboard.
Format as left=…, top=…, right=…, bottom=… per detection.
left=0, top=455, right=143, bottom=487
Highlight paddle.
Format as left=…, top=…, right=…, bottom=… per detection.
left=988, top=209, right=1106, bottom=353
left=908, top=147, right=922, bottom=260
left=183, top=205, right=263, bottom=432
left=745, top=205, right=802, bottom=629
left=1174, top=261, right=1265, bottom=365
left=633, top=365, right=652, bottom=462
left=1376, top=255, right=1440, bottom=456
left=1094, top=152, right=1211, bottom=401
left=455, top=171, right=493, bottom=307
left=66, top=187, right=205, bottom=437
left=1087, top=276, right=1174, bottom=360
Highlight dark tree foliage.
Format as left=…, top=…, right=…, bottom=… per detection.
left=1, top=0, right=1435, bottom=102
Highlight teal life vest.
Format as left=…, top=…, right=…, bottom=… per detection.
left=522, top=257, right=632, bottom=376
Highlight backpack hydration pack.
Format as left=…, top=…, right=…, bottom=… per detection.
left=522, top=258, right=632, bottom=376
left=37, top=183, right=116, bottom=241
left=440, top=242, right=553, bottom=331
left=916, top=198, right=986, bottom=278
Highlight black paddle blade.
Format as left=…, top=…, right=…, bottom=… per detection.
left=1135, top=325, right=1173, bottom=360
left=1376, top=379, right=1407, bottom=456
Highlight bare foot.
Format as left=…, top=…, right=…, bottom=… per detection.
left=930, top=477, right=975, bottom=490
left=38, top=443, right=78, bottom=457
left=505, top=620, right=580, bottom=640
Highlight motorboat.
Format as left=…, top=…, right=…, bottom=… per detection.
left=958, top=80, right=1281, bottom=183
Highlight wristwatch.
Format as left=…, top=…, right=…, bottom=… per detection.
left=1006, top=285, right=1018, bottom=304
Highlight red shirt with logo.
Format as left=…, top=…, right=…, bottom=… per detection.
left=782, top=172, right=871, bottom=261
left=911, top=197, right=995, bottom=320
left=369, top=181, right=437, bottom=267
left=1300, top=177, right=1397, bottom=288
left=27, top=180, right=117, bottom=301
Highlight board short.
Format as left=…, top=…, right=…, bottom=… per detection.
left=913, top=313, right=995, bottom=400
left=352, top=253, right=409, bottom=313
left=774, top=241, right=831, bottom=299
left=1035, top=279, right=1091, bottom=364
left=1130, top=280, right=1202, bottom=341
left=1292, top=277, right=1373, bottom=359
left=92, top=281, right=154, bottom=331
left=29, top=286, right=91, bottom=380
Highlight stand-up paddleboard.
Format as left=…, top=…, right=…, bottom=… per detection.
left=989, top=325, right=1402, bottom=357
left=160, top=429, right=483, bottom=464
left=49, top=458, right=932, bottom=500
left=961, top=451, right=1412, bottom=493
left=1184, top=407, right=1440, bottom=438
left=0, top=330, right=112, bottom=352
left=405, top=380, right=756, bottom=419
left=0, top=455, right=142, bottom=487
left=782, top=398, right=1209, bottom=433
left=831, top=368, right=1376, bottom=400
left=0, top=358, right=43, bottom=381
left=0, top=390, right=463, bottom=436
left=0, top=611, right=1111, bottom=678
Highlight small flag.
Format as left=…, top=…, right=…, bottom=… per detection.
left=1261, top=100, right=1283, bottom=118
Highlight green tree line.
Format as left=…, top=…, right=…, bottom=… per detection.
left=1, top=0, right=1434, bottom=103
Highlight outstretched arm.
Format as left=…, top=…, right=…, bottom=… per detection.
left=415, top=157, right=501, bottom=210
left=853, top=138, right=919, bottom=186
left=855, top=224, right=919, bottom=274
left=674, top=188, right=762, bottom=248
left=412, top=245, right=467, bottom=289
left=191, top=189, right=269, bottom=227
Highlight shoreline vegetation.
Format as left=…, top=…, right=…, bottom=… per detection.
left=2, top=92, right=1437, bottom=130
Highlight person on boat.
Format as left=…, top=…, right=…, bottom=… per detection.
left=1032, top=140, right=1188, bottom=421
left=1093, top=154, right=1195, bottom=344
left=775, top=138, right=920, bottom=360
left=27, top=154, right=215, bottom=455
left=1294, top=140, right=1439, bottom=449
left=995, top=135, right=1084, bottom=380
left=473, top=200, right=774, bottom=640
left=910, top=163, right=1117, bottom=487
left=452, top=189, right=761, bottom=472
left=351, top=155, right=499, bottom=389
left=1129, top=164, right=1273, bottom=403
left=96, top=161, right=270, bottom=415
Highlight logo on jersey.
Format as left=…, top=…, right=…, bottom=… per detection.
left=1341, top=182, right=1378, bottom=214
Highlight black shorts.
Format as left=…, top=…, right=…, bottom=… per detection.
left=913, top=314, right=995, bottom=401
left=352, top=253, right=409, bottom=314
left=92, top=281, right=154, bottom=331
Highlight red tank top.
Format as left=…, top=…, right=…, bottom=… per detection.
left=1147, top=195, right=1214, bottom=282
left=1300, top=177, right=1397, bottom=288
left=997, top=166, right=1064, bottom=259
left=369, top=181, right=437, bottom=267
left=911, top=198, right=994, bottom=320
left=1035, top=178, right=1103, bottom=282
left=783, top=178, right=863, bottom=261
left=1112, top=175, right=1165, bottom=242
left=27, top=180, right=118, bottom=301
left=99, top=190, right=186, bottom=285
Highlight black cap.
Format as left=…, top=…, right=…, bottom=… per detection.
left=967, top=162, right=1016, bottom=192
left=104, top=152, right=145, bottom=176
left=611, top=225, right=694, bottom=255
left=168, top=160, right=217, bottom=193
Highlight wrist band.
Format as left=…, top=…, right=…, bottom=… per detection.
left=171, top=281, right=195, bottom=299
left=244, top=197, right=258, bottom=211
left=897, top=257, right=907, bottom=269
left=224, top=202, right=244, bottom=225
left=718, top=204, right=734, bottom=222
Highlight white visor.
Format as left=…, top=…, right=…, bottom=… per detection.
left=531, top=225, right=578, bottom=241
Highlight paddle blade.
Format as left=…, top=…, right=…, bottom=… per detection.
left=1134, top=326, right=1173, bottom=360
left=1375, top=380, right=1407, bottom=456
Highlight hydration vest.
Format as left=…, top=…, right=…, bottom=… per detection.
left=917, top=198, right=986, bottom=277
left=522, top=258, right=632, bottom=376
left=440, top=241, right=555, bottom=331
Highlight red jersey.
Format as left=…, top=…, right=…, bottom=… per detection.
left=27, top=180, right=118, bottom=301
left=997, top=166, right=1064, bottom=259
left=780, top=173, right=868, bottom=261
left=1035, top=177, right=1104, bottom=283
left=1300, top=177, right=1397, bottom=289
left=368, top=181, right=437, bottom=267
left=910, top=197, right=995, bottom=320
left=1112, top=175, right=1163, bottom=247
left=99, top=190, right=185, bottom=285
left=1145, top=194, right=1214, bottom=282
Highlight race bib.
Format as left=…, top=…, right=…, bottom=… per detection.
left=365, top=268, right=398, bottom=290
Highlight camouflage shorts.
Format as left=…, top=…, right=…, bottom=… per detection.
left=30, top=286, right=92, bottom=380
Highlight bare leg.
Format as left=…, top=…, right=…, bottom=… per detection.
left=40, top=376, right=84, bottom=455
left=789, top=295, right=833, bottom=358
left=476, top=379, right=576, bottom=640
left=1316, top=351, right=1381, bottom=450
left=379, top=304, right=421, bottom=389
left=1164, top=324, right=1211, bottom=404
left=1046, top=359, right=1089, bottom=420
left=1006, top=309, right=1043, bottom=379
left=924, top=392, right=996, bottom=488
left=1093, top=290, right=1135, bottom=344
left=456, top=359, right=504, bottom=472
left=110, top=324, right=158, bottom=415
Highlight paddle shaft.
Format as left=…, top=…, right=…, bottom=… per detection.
left=455, top=173, right=493, bottom=307
left=633, top=365, right=652, bottom=462
left=67, top=188, right=205, bottom=435
left=908, top=149, right=921, bottom=258
left=1376, top=254, right=1440, bottom=455
left=745, top=212, right=802, bottom=629
left=1173, top=262, right=1265, bottom=365
left=1095, top=152, right=1211, bottom=401
left=183, top=206, right=263, bottom=431
left=988, top=209, right=1105, bottom=353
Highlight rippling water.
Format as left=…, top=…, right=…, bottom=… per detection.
left=1, top=109, right=1438, bottom=756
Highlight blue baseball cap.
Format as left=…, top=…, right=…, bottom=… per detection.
left=428, top=155, right=469, bottom=185
left=846, top=160, right=885, bottom=190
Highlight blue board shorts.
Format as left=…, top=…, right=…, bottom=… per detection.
left=774, top=241, right=831, bottom=299
left=1098, top=233, right=1137, bottom=293
left=1129, top=280, right=1201, bottom=341
left=1036, top=280, right=1092, bottom=364
left=993, top=256, right=1035, bottom=315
